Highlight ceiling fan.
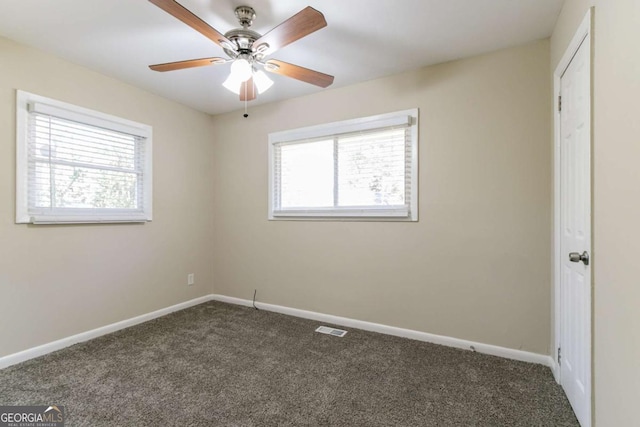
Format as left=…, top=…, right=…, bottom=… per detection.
left=148, top=0, right=334, bottom=102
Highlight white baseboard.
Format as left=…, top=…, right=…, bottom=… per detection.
left=550, top=359, right=561, bottom=382
left=211, top=294, right=555, bottom=368
left=1, top=293, right=554, bottom=371
left=0, top=295, right=213, bottom=370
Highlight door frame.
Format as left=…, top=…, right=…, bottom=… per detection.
left=552, top=7, right=593, bottom=426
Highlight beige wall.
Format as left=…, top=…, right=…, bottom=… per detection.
left=0, top=37, right=216, bottom=357
left=552, top=1, right=640, bottom=425
left=211, top=40, right=552, bottom=355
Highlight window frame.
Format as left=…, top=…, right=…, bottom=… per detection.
left=268, top=109, right=419, bottom=221
left=15, top=90, right=153, bottom=224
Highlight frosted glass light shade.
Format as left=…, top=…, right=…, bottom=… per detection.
left=222, top=74, right=241, bottom=94
left=230, top=58, right=252, bottom=82
left=253, top=70, right=274, bottom=94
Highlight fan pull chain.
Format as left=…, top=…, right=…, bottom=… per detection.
left=243, top=80, right=249, bottom=118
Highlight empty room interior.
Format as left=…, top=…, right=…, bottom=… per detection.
left=0, top=0, right=638, bottom=426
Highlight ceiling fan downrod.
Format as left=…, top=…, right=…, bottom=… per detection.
left=234, top=6, right=256, bottom=28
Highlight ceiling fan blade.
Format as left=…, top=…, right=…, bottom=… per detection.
left=253, top=7, right=327, bottom=56
left=148, top=0, right=232, bottom=48
left=149, top=57, right=226, bottom=72
left=240, top=77, right=256, bottom=101
left=265, top=60, right=334, bottom=88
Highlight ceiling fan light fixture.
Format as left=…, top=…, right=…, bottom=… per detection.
left=222, top=73, right=242, bottom=95
left=230, top=58, right=252, bottom=82
left=253, top=70, right=273, bottom=94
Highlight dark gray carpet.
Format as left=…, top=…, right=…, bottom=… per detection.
left=0, top=301, right=578, bottom=426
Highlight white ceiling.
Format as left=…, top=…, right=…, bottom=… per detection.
left=0, top=0, right=564, bottom=115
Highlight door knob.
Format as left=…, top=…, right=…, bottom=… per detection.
left=569, top=251, right=590, bottom=266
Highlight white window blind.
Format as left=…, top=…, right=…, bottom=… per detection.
left=269, top=109, right=418, bottom=220
left=16, top=91, right=152, bottom=224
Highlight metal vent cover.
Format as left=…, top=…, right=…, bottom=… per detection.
left=315, top=326, right=348, bottom=337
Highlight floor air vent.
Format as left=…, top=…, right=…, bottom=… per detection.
left=315, top=326, right=348, bottom=337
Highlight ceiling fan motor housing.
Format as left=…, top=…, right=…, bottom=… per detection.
left=223, top=29, right=261, bottom=56
left=223, top=6, right=264, bottom=60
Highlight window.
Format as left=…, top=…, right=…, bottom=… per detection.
left=269, top=109, right=418, bottom=220
left=16, top=90, right=152, bottom=224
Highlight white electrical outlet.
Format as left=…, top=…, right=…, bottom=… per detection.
left=187, top=273, right=194, bottom=286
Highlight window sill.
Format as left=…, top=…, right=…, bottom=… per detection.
left=17, top=214, right=152, bottom=225
left=269, top=208, right=416, bottom=222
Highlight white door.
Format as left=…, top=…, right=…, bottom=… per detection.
left=559, top=33, right=591, bottom=426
